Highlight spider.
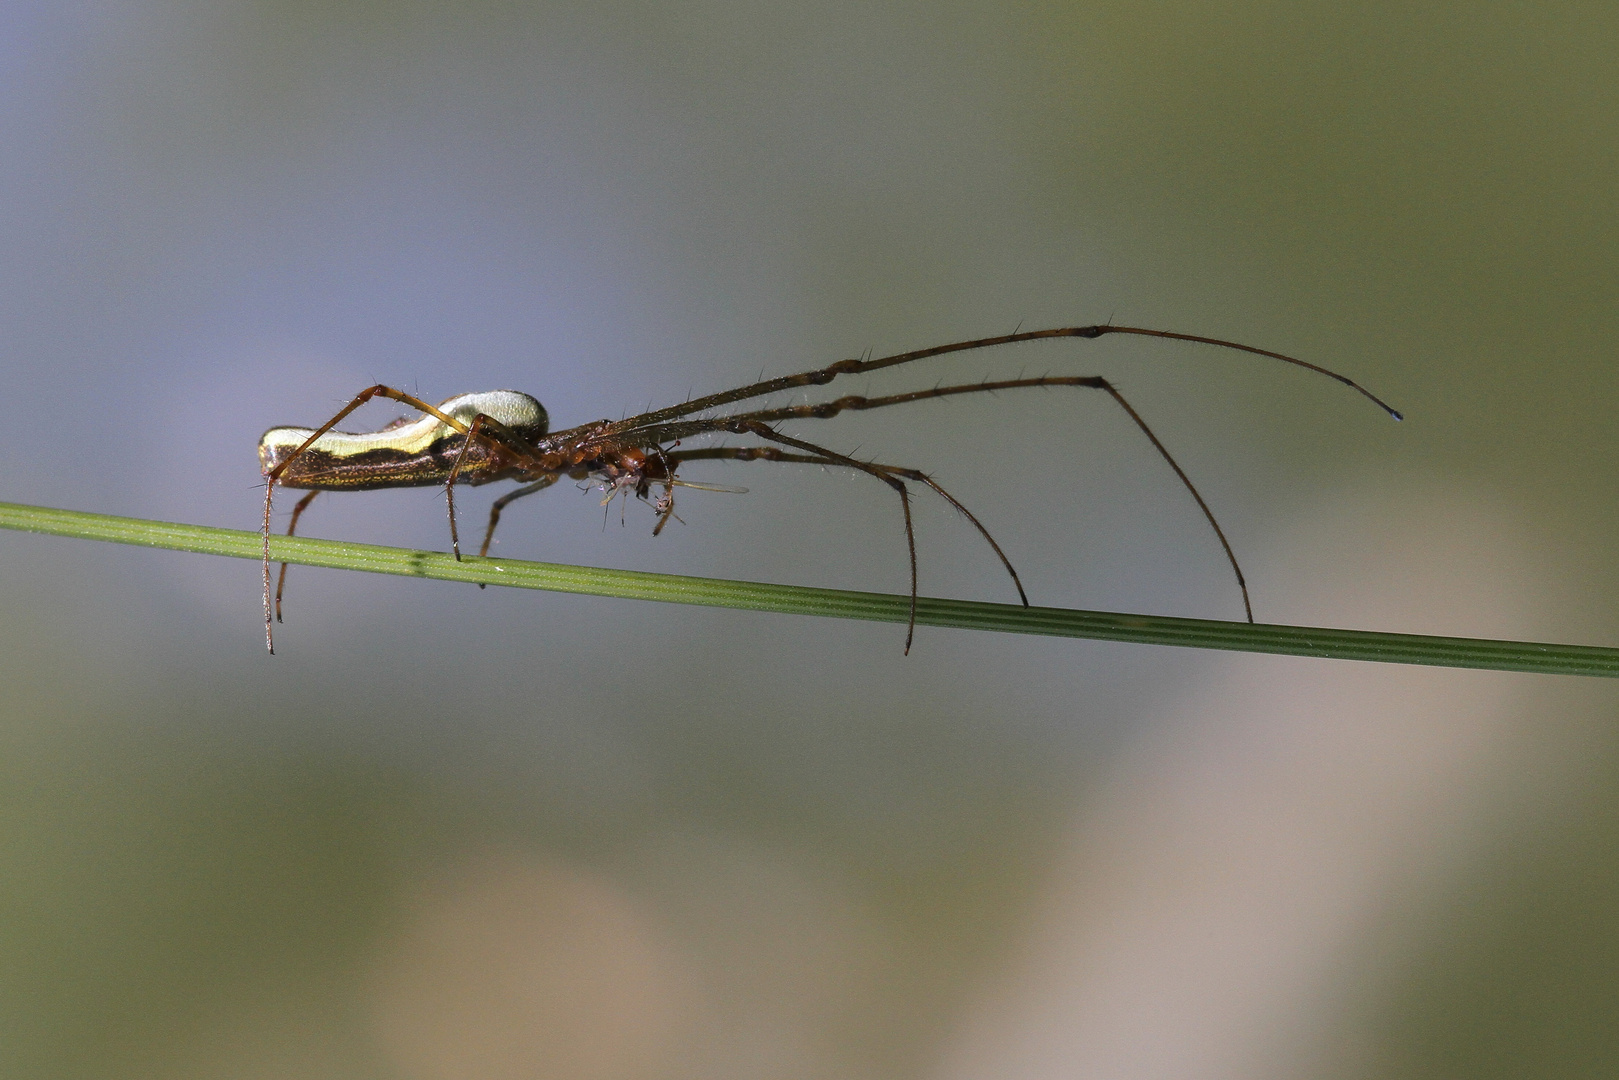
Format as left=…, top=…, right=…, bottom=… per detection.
left=259, top=325, right=1400, bottom=654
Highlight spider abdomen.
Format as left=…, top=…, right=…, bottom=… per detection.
left=259, top=390, right=547, bottom=490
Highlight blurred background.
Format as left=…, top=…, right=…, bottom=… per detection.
left=2, top=1, right=1619, bottom=1077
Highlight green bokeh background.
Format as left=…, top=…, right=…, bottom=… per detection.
left=2, top=2, right=1618, bottom=1077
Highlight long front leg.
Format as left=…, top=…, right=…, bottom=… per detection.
left=603, top=326, right=1400, bottom=436
left=647, top=373, right=1249, bottom=620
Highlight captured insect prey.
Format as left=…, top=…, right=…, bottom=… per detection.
left=258, top=325, right=1402, bottom=655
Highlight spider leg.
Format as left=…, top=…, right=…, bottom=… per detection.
left=601, top=326, right=1400, bottom=437
left=444, top=411, right=546, bottom=561
left=868, top=464, right=1028, bottom=608
left=665, top=445, right=1029, bottom=609
left=443, top=413, right=489, bottom=561
left=273, top=490, right=320, bottom=624
left=726, top=421, right=921, bottom=654
left=471, top=476, right=560, bottom=589
left=848, top=377, right=1252, bottom=620
left=263, top=384, right=477, bottom=653
left=630, top=373, right=1252, bottom=621
left=1095, top=379, right=1252, bottom=622
left=663, top=448, right=830, bottom=466
left=616, top=375, right=1109, bottom=438
left=599, top=375, right=1117, bottom=452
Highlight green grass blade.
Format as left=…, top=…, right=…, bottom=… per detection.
left=2, top=500, right=1615, bottom=677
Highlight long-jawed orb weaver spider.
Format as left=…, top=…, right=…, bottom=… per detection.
left=259, top=325, right=1401, bottom=654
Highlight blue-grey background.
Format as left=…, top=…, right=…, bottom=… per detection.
left=3, top=3, right=1618, bottom=1078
